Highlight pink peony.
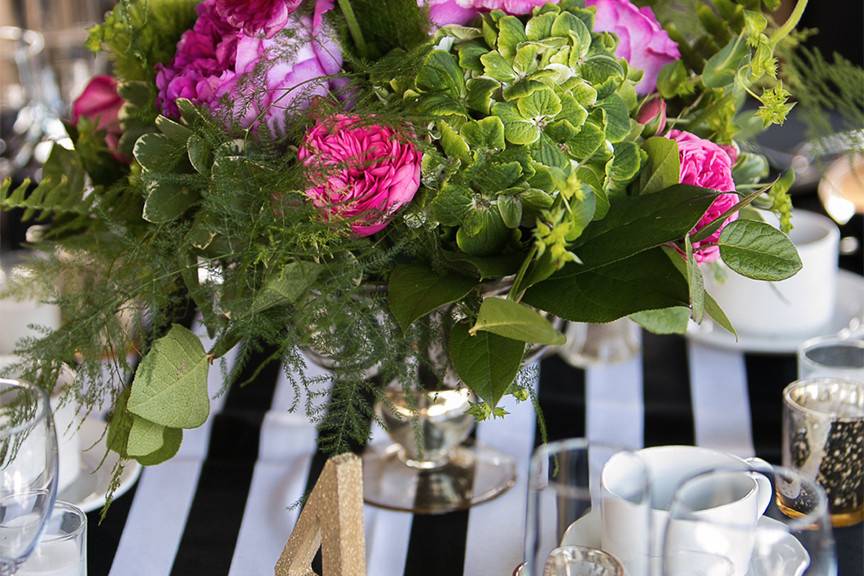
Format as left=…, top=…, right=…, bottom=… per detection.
left=71, top=75, right=127, bottom=160
left=156, top=0, right=341, bottom=136
left=214, top=0, right=301, bottom=37
left=474, top=0, right=557, bottom=14
left=299, top=115, right=422, bottom=237
left=669, top=129, right=739, bottom=264
left=425, top=0, right=479, bottom=26
left=584, top=0, right=679, bottom=95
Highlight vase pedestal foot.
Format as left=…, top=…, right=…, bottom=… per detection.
left=362, top=442, right=516, bottom=514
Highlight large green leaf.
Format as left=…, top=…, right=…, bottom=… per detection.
left=388, top=264, right=476, bottom=331
left=523, top=248, right=690, bottom=322
left=127, top=324, right=210, bottom=429
left=430, top=183, right=473, bottom=226
left=135, top=427, right=182, bottom=466
left=457, top=208, right=510, bottom=256
left=718, top=220, right=802, bottom=281
left=142, top=179, right=200, bottom=224
left=449, top=323, right=524, bottom=407
left=573, top=185, right=717, bottom=268
left=630, top=307, right=691, bottom=334
left=133, top=133, right=188, bottom=172
left=127, top=415, right=167, bottom=457
left=417, top=50, right=465, bottom=97
left=639, top=137, right=680, bottom=194
left=471, top=297, right=565, bottom=345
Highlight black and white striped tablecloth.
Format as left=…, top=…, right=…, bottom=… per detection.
left=86, top=325, right=864, bottom=576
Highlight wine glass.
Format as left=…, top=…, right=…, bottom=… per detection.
left=0, top=378, right=59, bottom=575
left=663, top=465, right=837, bottom=576
left=523, top=439, right=651, bottom=576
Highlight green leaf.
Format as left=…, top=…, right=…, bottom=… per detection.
left=566, top=188, right=596, bottom=242
left=470, top=160, right=523, bottom=193
left=566, top=120, right=605, bottom=160
left=526, top=12, right=556, bottom=40
left=187, top=134, right=212, bottom=174
left=703, top=36, right=750, bottom=88
left=135, top=427, right=182, bottom=466
left=471, top=297, right=565, bottom=345
left=449, top=323, right=524, bottom=407
left=686, top=235, right=705, bottom=323
left=106, top=388, right=134, bottom=458
left=718, top=220, right=802, bottom=281
left=457, top=208, right=510, bottom=256
left=439, top=121, right=471, bottom=161
left=704, top=290, right=736, bottom=336
left=732, top=152, right=769, bottom=185
left=657, top=61, right=692, bottom=99
left=497, top=195, right=522, bottom=228
left=142, top=178, right=200, bottom=224
left=606, top=142, right=642, bottom=183
left=133, top=133, right=187, bottom=172
left=127, top=415, right=167, bottom=457
left=388, top=264, right=476, bottom=331
left=598, top=94, right=630, bottom=143
left=630, top=307, right=691, bottom=334
left=581, top=55, right=624, bottom=97
left=417, top=50, right=466, bottom=97
left=552, top=12, right=590, bottom=57
left=523, top=247, right=690, bottom=323
left=251, top=262, right=322, bottom=314
left=440, top=250, right=525, bottom=279
left=493, top=102, right=541, bottom=145
left=574, top=185, right=718, bottom=268
left=497, top=16, right=527, bottom=59
left=466, top=77, right=501, bottom=114
left=462, top=117, right=505, bottom=150
left=127, top=324, right=211, bottom=429
left=517, top=87, right=562, bottom=120
left=639, top=137, right=680, bottom=194
left=480, top=51, right=517, bottom=82
left=155, top=115, right=193, bottom=143
left=431, top=183, right=473, bottom=225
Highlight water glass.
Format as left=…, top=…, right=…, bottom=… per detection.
left=783, top=378, right=864, bottom=527
left=524, top=439, right=650, bottom=576
left=17, top=501, right=86, bottom=576
left=0, top=378, right=59, bottom=575
left=798, top=336, right=864, bottom=380
left=663, top=465, right=837, bottom=576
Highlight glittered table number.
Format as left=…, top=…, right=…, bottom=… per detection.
left=274, top=453, right=367, bottom=576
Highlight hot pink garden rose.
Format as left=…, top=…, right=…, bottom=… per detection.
left=71, top=75, right=126, bottom=160
left=585, top=0, right=679, bottom=95
left=669, top=129, right=739, bottom=264
left=156, top=0, right=341, bottom=136
left=214, top=0, right=301, bottom=37
left=299, top=115, right=422, bottom=237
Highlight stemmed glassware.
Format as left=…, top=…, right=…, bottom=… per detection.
left=0, top=379, right=58, bottom=575
left=663, top=465, right=837, bottom=576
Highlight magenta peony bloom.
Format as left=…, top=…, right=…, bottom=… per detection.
left=584, top=0, right=679, bottom=95
left=669, top=129, right=738, bottom=264
left=425, top=0, right=479, bottom=26
left=72, top=75, right=127, bottom=161
left=214, top=0, right=301, bottom=37
left=474, top=0, right=557, bottom=14
left=299, top=115, right=422, bottom=237
left=156, top=0, right=341, bottom=136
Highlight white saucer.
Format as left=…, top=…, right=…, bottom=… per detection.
left=58, top=417, right=142, bottom=513
left=561, top=510, right=809, bottom=576
left=687, top=270, right=864, bottom=354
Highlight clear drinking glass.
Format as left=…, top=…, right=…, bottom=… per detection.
left=524, top=439, right=651, bottom=576
left=17, top=501, right=86, bottom=576
left=663, top=465, right=837, bottom=576
left=783, top=378, right=864, bottom=527
left=798, top=336, right=864, bottom=380
left=0, top=379, right=59, bottom=575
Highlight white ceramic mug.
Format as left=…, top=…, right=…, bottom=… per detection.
left=601, top=446, right=772, bottom=576
left=705, top=209, right=840, bottom=336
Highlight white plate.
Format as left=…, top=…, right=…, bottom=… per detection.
left=561, top=510, right=809, bottom=576
left=687, top=270, right=864, bottom=354
left=57, top=417, right=142, bottom=513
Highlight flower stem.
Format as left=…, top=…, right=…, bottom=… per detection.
left=770, top=0, right=808, bottom=46
left=337, top=0, right=368, bottom=60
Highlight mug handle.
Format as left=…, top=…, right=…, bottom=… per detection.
left=745, top=457, right=774, bottom=517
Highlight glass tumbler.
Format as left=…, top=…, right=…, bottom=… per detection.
left=17, top=501, right=86, bottom=576
left=798, top=336, right=864, bottom=380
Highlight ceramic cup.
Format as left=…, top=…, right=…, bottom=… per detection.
left=601, top=446, right=772, bottom=576
left=705, top=209, right=840, bottom=336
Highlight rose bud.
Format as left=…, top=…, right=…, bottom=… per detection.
left=637, top=97, right=667, bottom=137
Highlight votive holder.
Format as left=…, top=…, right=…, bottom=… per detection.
left=18, top=501, right=86, bottom=576
left=783, top=378, right=864, bottom=527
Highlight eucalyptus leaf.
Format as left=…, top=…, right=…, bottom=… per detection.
left=127, top=324, right=210, bottom=429
left=449, top=323, right=524, bottom=407
left=388, top=264, right=476, bottom=331
left=718, top=220, right=802, bottom=281
left=471, top=297, right=565, bottom=345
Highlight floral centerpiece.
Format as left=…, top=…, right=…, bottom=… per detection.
left=0, top=0, right=815, bottom=478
